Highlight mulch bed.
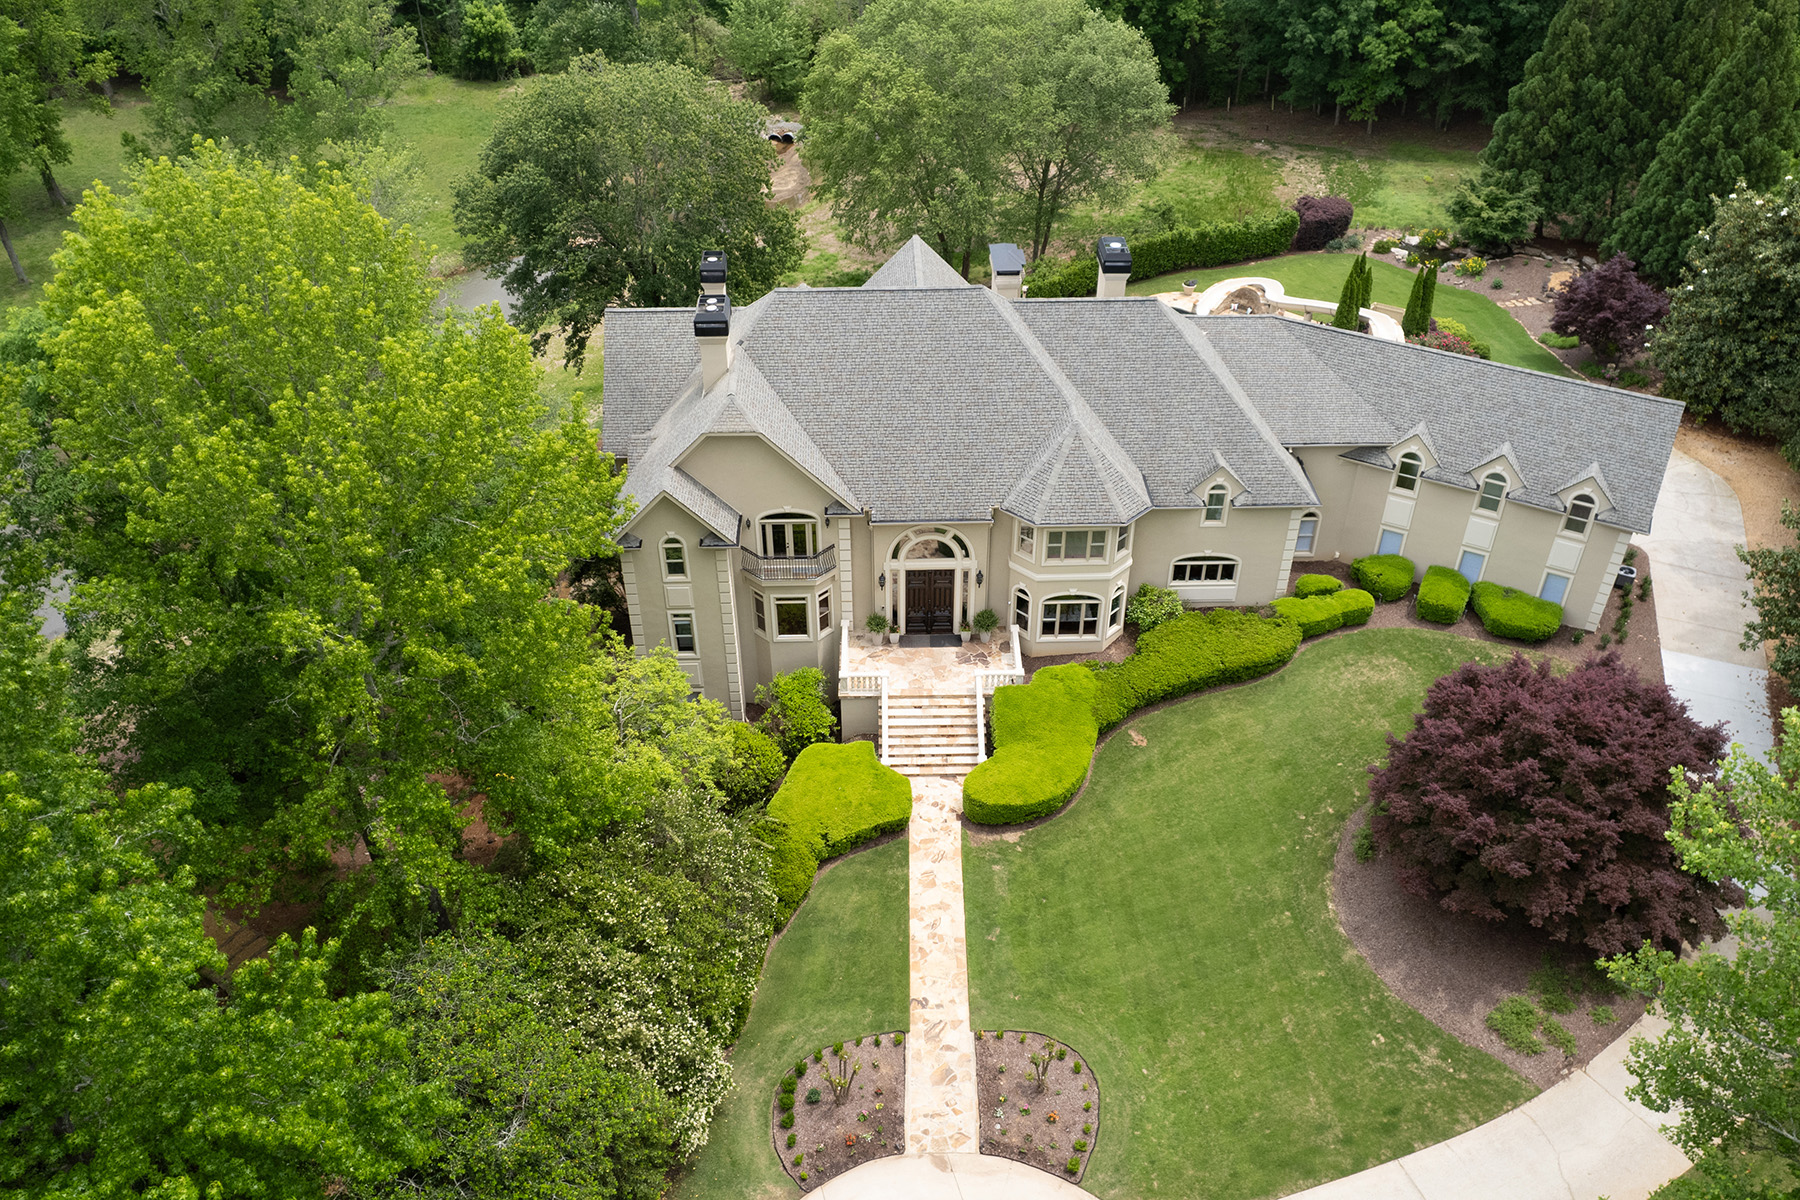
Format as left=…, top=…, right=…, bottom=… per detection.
left=772, top=1032, right=906, bottom=1192
left=1331, top=815, right=1648, bottom=1091
left=973, top=1030, right=1101, bottom=1184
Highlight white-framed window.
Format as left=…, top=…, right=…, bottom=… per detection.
left=1377, top=528, right=1406, bottom=556
left=661, top=537, right=688, bottom=579
left=1202, top=484, right=1228, bottom=522
left=1109, top=586, right=1125, bottom=629
left=1116, top=526, right=1130, bottom=553
left=1457, top=550, right=1486, bottom=581
left=1172, top=556, right=1237, bottom=583
left=1295, top=511, right=1319, bottom=555
left=1018, top=524, right=1035, bottom=554
left=773, top=596, right=809, bottom=638
left=1393, top=451, right=1423, bottom=492
left=1564, top=493, right=1596, bottom=537
left=1045, top=529, right=1108, bottom=561
left=669, top=611, right=697, bottom=654
left=753, top=592, right=766, bottom=633
left=760, top=512, right=818, bottom=558
left=817, top=588, right=832, bottom=632
left=1014, top=587, right=1031, bottom=627
left=1539, top=571, right=1571, bottom=605
left=1475, top=472, right=1507, bottom=513
left=1040, top=593, right=1101, bottom=638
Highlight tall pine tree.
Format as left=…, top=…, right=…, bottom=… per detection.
left=1607, top=0, right=1800, bottom=281
left=1331, top=255, right=1363, bottom=328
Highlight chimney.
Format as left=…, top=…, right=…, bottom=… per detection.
left=695, top=292, right=731, bottom=391
left=1096, top=236, right=1130, bottom=298
left=988, top=242, right=1025, bottom=300
left=699, top=249, right=727, bottom=296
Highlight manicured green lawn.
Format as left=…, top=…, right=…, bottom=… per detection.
left=1323, top=138, right=1482, bottom=230
left=385, top=74, right=516, bottom=268
left=1128, top=251, right=1569, bottom=375
left=672, top=838, right=909, bottom=1200
left=964, top=628, right=1537, bottom=1200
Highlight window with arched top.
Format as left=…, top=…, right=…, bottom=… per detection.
left=661, top=537, right=687, bottom=579
left=760, top=512, right=818, bottom=558
left=1394, top=452, right=1423, bottom=492
left=1041, top=593, right=1101, bottom=638
left=1172, top=556, right=1238, bottom=584
left=1476, top=472, right=1507, bottom=513
left=1202, top=483, right=1229, bottom=522
left=1295, top=511, right=1319, bottom=555
left=1564, top=493, right=1596, bottom=536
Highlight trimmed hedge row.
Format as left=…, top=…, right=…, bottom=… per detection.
left=1417, top=565, right=1473, bottom=624
left=963, top=666, right=1099, bottom=826
left=1021, top=210, right=1303, bottom=298
left=1091, top=608, right=1302, bottom=731
left=1470, top=581, right=1565, bottom=641
left=1351, top=554, right=1416, bottom=602
left=759, top=741, right=914, bottom=923
left=1294, top=573, right=1342, bottom=598
left=1271, top=588, right=1375, bottom=636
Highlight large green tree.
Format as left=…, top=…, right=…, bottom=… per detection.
left=1606, top=711, right=1800, bottom=1196
left=29, top=146, right=631, bottom=967
left=1654, top=176, right=1800, bottom=464
left=453, top=55, right=802, bottom=370
left=0, top=0, right=113, bottom=211
left=1606, top=0, right=1800, bottom=282
left=0, top=19, right=43, bottom=283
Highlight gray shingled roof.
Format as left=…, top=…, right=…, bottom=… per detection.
left=600, top=240, right=1678, bottom=537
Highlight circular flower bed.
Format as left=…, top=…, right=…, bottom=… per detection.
left=975, top=1030, right=1101, bottom=1182
left=771, top=1032, right=906, bottom=1191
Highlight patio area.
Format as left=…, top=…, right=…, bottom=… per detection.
left=839, top=632, right=1018, bottom=693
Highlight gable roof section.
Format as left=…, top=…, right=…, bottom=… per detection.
left=600, top=309, right=700, bottom=457
left=860, top=235, right=972, bottom=290
left=1197, top=317, right=1396, bottom=446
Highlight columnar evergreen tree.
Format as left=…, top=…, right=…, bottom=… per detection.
left=1356, top=251, right=1373, bottom=310
left=1655, top=176, right=1800, bottom=462
left=1400, top=263, right=1434, bottom=337
left=1331, top=257, right=1361, bottom=328
left=1606, top=0, right=1800, bottom=282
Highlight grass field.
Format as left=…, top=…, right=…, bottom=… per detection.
left=1128, top=251, right=1568, bottom=375
left=671, top=838, right=910, bottom=1200
left=384, top=74, right=515, bottom=268
left=964, top=628, right=1538, bottom=1200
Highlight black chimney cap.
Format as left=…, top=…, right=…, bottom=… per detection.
left=1097, top=236, right=1131, bottom=274
left=699, top=250, right=728, bottom=284
left=694, top=292, right=731, bottom=337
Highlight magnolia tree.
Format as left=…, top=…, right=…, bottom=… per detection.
left=1370, top=653, right=1738, bottom=954
left=1550, top=254, right=1669, bottom=359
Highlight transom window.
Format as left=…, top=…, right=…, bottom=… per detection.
left=1045, top=529, right=1109, bottom=561
left=669, top=611, right=697, bottom=654
left=1202, top=484, right=1228, bottom=522
left=1041, top=594, right=1101, bottom=637
left=1394, top=451, right=1423, bottom=492
left=775, top=596, right=809, bottom=637
left=1172, top=556, right=1237, bottom=583
left=1295, top=512, right=1319, bottom=554
left=760, top=512, right=818, bottom=558
left=661, top=537, right=687, bottom=579
left=1476, top=472, right=1507, bottom=513
left=1564, top=493, right=1596, bottom=536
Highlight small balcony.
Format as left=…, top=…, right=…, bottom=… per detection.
left=741, top=546, right=835, bottom=581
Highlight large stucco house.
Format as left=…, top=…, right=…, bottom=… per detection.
left=600, top=237, right=1679, bottom=723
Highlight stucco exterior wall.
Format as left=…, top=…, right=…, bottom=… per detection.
left=1128, top=505, right=1298, bottom=606
left=623, top=496, right=739, bottom=711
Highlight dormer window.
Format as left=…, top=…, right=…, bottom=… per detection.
left=1564, top=493, right=1596, bottom=536
left=662, top=537, right=688, bottom=579
left=1202, top=484, right=1228, bottom=522
left=1476, top=472, right=1507, bottom=513
left=1394, top=452, right=1423, bottom=492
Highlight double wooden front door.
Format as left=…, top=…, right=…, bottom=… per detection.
left=904, top=569, right=956, bottom=634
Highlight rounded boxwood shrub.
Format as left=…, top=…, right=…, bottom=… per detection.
left=1417, top=565, right=1473, bottom=624
left=1294, top=573, right=1343, bottom=598
left=1335, top=587, right=1375, bottom=626
left=1351, top=554, right=1415, bottom=602
left=1271, top=594, right=1346, bottom=638
left=963, top=666, right=1099, bottom=825
left=1090, top=609, right=1301, bottom=731
left=1470, top=581, right=1564, bottom=641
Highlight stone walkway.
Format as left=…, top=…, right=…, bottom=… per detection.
left=903, top=776, right=980, bottom=1156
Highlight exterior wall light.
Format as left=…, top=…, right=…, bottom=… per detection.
left=877, top=572, right=886, bottom=589
left=975, top=570, right=984, bottom=587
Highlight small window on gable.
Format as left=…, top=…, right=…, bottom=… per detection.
left=1565, top=493, right=1596, bottom=536
left=1202, top=484, right=1228, bottom=522
left=662, top=537, right=687, bottom=579
left=1295, top=511, right=1319, bottom=555
left=1394, top=452, right=1423, bottom=492
left=1476, top=472, right=1507, bottom=513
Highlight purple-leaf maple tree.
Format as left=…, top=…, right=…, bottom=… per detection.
left=1370, top=653, right=1740, bottom=954
left=1550, top=254, right=1669, bottom=359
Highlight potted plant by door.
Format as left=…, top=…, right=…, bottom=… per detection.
left=972, top=608, right=999, bottom=644
left=889, top=621, right=903, bottom=645
left=959, top=620, right=973, bottom=644
left=864, top=612, right=889, bottom=646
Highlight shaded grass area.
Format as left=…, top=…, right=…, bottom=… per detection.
left=1127, top=251, right=1568, bottom=375
left=1, top=91, right=152, bottom=314
left=964, top=629, right=1536, bottom=1200
left=1323, top=139, right=1480, bottom=230
left=671, top=838, right=909, bottom=1200
left=384, top=74, right=515, bottom=268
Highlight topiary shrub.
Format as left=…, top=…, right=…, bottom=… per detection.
left=717, top=721, right=787, bottom=809
left=759, top=742, right=912, bottom=923
left=1090, top=609, right=1301, bottom=731
left=963, top=666, right=1099, bottom=825
left=1335, top=588, right=1375, bottom=626
left=1124, top=582, right=1183, bottom=634
left=1292, top=195, right=1354, bottom=251
left=1351, top=554, right=1415, bottom=602
left=1470, top=581, right=1564, bottom=642
left=1416, top=565, right=1472, bottom=624
left=755, top=667, right=838, bottom=760
left=1294, top=573, right=1343, bottom=598
left=1271, top=594, right=1346, bottom=638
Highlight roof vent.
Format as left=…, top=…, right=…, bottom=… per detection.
left=699, top=250, right=727, bottom=295
left=695, top=293, right=731, bottom=390
left=1097, top=236, right=1130, bottom=298
left=989, top=242, right=1025, bottom=300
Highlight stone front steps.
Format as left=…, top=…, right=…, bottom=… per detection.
left=881, top=690, right=981, bottom=777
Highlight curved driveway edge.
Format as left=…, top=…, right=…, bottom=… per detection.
left=807, top=1150, right=1090, bottom=1199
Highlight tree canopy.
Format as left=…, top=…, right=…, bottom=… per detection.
left=453, top=56, right=802, bottom=370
